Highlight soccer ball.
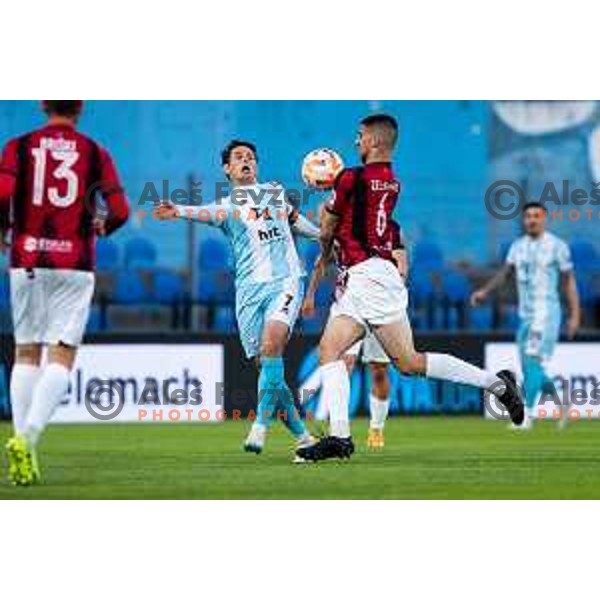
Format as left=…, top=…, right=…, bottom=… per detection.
left=301, top=148, right=344, bottom=190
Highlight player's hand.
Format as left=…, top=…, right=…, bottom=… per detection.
left=301, top=295, right=316, bottom=318
left=566, top=315, right=580, bottom=340
left=93, top=218, right=107, bottom=237
left=470, top=288, right=488, bottom=307
left=157, top=200, right=179, bottom=221
left=392, top=248, right=408, bottom=279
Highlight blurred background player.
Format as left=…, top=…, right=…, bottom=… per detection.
left=301, top=219, right=408, bottom=449
left=297, top=113, right=524, bottom=462
left=0, top=100, right=129, bottom=485
left=164, top=140, right=319, bottom=454
left=471, top=201, right=580, bottom=428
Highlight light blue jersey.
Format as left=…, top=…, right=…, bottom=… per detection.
left=506, top=231, right=573, bottom=359
left=194, top=182, right=318, bottom=357
left=197, top=182, right=305, bottom=291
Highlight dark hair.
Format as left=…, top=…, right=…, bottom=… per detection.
left=221, top=140, right=258, bottom=165
left=360, top=113, right=398, bottom=148
left=42, top=100, right=84, bottom=117
left=361, top=113, right=398, bottom=131
left=523, top=201, right=547, bottom=213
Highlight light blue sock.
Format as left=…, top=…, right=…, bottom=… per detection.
left=523, top=356, right=545, bottom=411
left=257, top=358, right=279, bottom=427
left=277, top=380, right=307, bottom=438
left=260, top=357, right=307, bottom=438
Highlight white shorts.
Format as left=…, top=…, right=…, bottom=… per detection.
left=330, top=257, right=408, bottom=328
left=345, top=332, right=390, bottom=364
left=10, top=268, right=95, bottom=346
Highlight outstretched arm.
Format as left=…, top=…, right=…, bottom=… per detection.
left=562, top=270, right=581, bottom=339
left=290, top=211, right=320, bottom=239
left=318, top=208, right=340, bottom=264
left=470, top=264, right=514, bottom=306
left=302, top=255, right=328, bottom=318
left=301, top=205, right=338, bottom=317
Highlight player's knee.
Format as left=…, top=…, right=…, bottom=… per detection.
left=47, top=342, right=77, bottom=370
left=15, top=344, right=42, bottom=365
left=394, top=352, right=424, bottom=376
left=320, top=339, right=342, bottom=364
left=260, top=338, right=284, bottom=357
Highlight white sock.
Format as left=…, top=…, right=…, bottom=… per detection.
left=369, top=394, right=389, bottom=430
left=24, top=363, right=71, bottom=447
left=298, top=366, right=322, bottom=405
left=10, top=364, right=41, bottom=435
left=426, top=353, right=506, bottom=395
left=322, top=361, right=351, bottom=438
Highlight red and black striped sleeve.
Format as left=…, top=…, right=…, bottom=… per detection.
left=97, top=146, right=129, bottom=235
left=325, top=168, right=356, bottom=217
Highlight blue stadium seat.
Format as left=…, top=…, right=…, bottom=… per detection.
left=96, top=238, right=120, bottom=271
left=413, top=241, right=444, bottom=272
left=498, top=240, right=511, bottom=262
left=113, top=271, right=149, bottom=304
left=0, top=274, right=10, bottom=309
left=577, top=273, right=597, bottom=307
left=440, top=270, right=470, bottom=303
left=125, top=237, right=157, bottom=269
left=87, top=306, right=103, bottom=332
left=198, top=239, right=231, bottom=270
left=153, top=271, right=186, bottom=304
left=197, top=274, right=217, bottom=303
left=501, top=305, right=519, bottom=330
left=570, top=240, right=597, bottom=268
left=468, top=306, right=493, bottom=330
left=213, top=307, right=237, bottom=333
left=197, top=272, right=235, bottom=305
left=408, top=272, right=435, bottom=303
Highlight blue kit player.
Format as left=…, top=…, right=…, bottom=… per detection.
left=471, top=202, right=581, bottom=428
left=164, top=140, right=319, bottom=453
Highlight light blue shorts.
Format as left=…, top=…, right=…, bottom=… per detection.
left=517, top=314, right=561, bottom=364
left=236, top=277, right=305, bottom=359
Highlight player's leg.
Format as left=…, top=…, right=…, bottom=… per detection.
left=7, top=269, right=43, bottom=436
left=297, top=336, right=361, bottom=408
left=246, top=278, right=313, bottom=453
left=6, top=344, right=43, bottom=486
left=263, top=278, right=314, bottom=446
left=371, top=314, right=524, bottom=424
left=518, top=317, right=560, bottom=427
left=6, top=269, right=46, bottom=485
left=363, top=333, right=391, bottom=448
left=24, top=343, right=77, bottom=450
left=19, top=269, right=94, bottom=483
left=260, top=319, right=310, bottom=442
left=10, top=344, right=42, bottom=435
left=367, top=362, right=390, bottom=448
left=295, top=313, right=365, bottom=462
left=237, top=294, right=276, bottom=452
left=320, top=313, right=365, bottom=436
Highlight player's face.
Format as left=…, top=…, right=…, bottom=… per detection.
left=224, top=146, right=257, bottom=185
left=356, top=125, right=373, bottom=163
left=523, top=207, right=547, bottom=236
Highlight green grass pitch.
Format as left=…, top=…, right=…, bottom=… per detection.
left=1, top=416, right=599, bottom=499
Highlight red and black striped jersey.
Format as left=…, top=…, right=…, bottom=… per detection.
left=0, top=124, right=129, bottom=271
left=326, top=162, right=401, bottom=269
